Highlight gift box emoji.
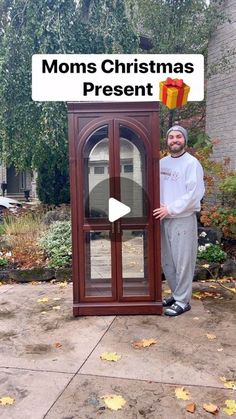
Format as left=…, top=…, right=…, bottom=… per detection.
left=159, top=77, right=190, bottom=109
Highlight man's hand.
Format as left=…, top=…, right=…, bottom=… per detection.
left=153, top=205, right=169, bottom=220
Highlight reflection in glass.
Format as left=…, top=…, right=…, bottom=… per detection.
left=119, top=126, right=147, bottom=217
left=85, top=231, right=112, bottom=297
left=84, top=126, right=109, bottom=218
left=122, top=230, right=149, bottom=296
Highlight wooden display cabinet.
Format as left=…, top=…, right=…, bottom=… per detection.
left=68, top=102, right=162, bottom=316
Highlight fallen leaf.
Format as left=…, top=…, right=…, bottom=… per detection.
left=223, top=400, right=236, bottom=416
left=41, top=311, right=47, bottom=314
left=220, top=377, right=236, bottom=390
left=192, top=292, right=203, bottom=300
left=101, top=394, right=126, bottom=411
left=202, top=264, right=210, bottom=268
left=58, top=282, right=67, bottom=288
left=163, top=289, right=172, bottom=295
left=53, top=297, right=61, bottom=301
left=193, top=317, right=199, bottom=320
left=217, top=348, right=223, bottom=352
left=175, top=387, right=190, bottom=401
left=132, top=338, right=157, bottom=348
left=37, top=297, right=49, bottom=303
left=52, top=306, right=61, bottom=310
left=54, top=342, right=62, bottom=348
left=186, top=402, right=196, bottom=413
left=0, top=396, right=15, bottom=405
left=206, top=333, right=216, bottom=340
left=230, top=288, right=236, bottom=294
left=209, top=285, right=217, bottom=289
left=100, top=352, right=122, bottom=362
left=203, top=403, right=219, bottom=414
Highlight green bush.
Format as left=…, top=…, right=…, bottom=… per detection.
left=39, top=221, right=72, bottom=268
left=0, top=257, right=8, bottom=267
left=197, top=243, right=227, bottom=263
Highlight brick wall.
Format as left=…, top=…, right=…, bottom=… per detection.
left=206, top=0, right=236, bottom=171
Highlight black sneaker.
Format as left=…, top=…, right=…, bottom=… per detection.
left=165, top=302, right=191, bottom=316
left=162, top=296, right=175, bottom=307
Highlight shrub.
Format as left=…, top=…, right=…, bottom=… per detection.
left=36, top=148, right=70, bottom=205
left=42, top=206, right=71, bottom=225
left=197, top=243, right=227, bottom=263
left=200, top=206, right=236, bottom=238
left=0, top=257, right=8, bottom=267
left=2, top=212, right=46, bottom=268
left=39, top=221, right=72, bottom=268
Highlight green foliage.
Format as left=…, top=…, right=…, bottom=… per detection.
left=39, top=221, right=71, bottom=268
left=0, top=0, right=138, bottom=203
left=131, top=0, right=226, bottom=55
left=197, top=243, right=227, bottom=263
left=0, top=257, right=8, bottom=267
left=220, top=174, right=236, bottom=194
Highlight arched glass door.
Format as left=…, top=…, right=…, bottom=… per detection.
left=80, top=120, right=154, bottom=301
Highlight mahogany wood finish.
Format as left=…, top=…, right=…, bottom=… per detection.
left=68, top=102, right=162, bottom=316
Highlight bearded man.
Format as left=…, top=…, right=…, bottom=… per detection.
left=153, top=126, right=205, bottom=316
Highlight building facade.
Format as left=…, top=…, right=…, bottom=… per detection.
left=206, top=0, right=236, bottom=171
left=0, top=165, right=36, bottom=200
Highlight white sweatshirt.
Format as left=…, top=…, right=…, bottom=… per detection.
left=160, top=151, right=205, bottom=218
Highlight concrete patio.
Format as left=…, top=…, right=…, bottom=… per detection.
left=0, top=279, right=235, bottom=418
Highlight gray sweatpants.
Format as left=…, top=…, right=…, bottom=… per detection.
left=161, top=213, right=198, bottom=305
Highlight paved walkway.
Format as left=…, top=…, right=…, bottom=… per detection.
left=0, top=280, right=235, bottom=418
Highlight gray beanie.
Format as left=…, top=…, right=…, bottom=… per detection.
left=166, top=125, right=188, bottom=144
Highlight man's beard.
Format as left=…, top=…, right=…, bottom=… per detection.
left=168, top=143, right=185, bottom=155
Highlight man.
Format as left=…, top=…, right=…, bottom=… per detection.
left=153, top=125, right=205, bottom=316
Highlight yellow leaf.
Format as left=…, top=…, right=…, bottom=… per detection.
left=186, top=402, right=196, bottom=413
left=203, top=403, right=219, bottom=414
left=0, top=396, right=15, bottom=405
left=220, top=377, right=236, bottom=390
left=223, top=400, right=236, bottom=416
left=52, top=306, right=61, bottom=310
left=175, top=387, right=190, bottom=401
left=100, top=352, right=122, bottom=362
left=206, top=333, right=217, bottom=340
left=58, top=282, right=67, bottom=288
left=192, top=292, right=202, bottom=300
left=163, top=289, right=172, bottom=295
left=132, top=338, right=157, bottom=348
left=101, top=394, right=126, bottom=411
left=37, top=297, right=49, bottom=303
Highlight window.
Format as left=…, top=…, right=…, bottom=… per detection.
left=94, top=166, right=105, bottom=174
left=20, top=172, right=27, bottom=190
left=124, top=164, right=133, bottom=173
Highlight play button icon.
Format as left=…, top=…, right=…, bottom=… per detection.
left=108, top=198, right=131, bottom=222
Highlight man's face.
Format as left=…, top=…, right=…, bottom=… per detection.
left=167, top=130, right=186, bottom=155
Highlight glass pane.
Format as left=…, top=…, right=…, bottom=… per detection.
left=85, top=231, right=112, bottom=297
left=84, top=126, right=109, bottom=219
left=122, top=230, right=149, bottom=296
left=119, top=126, right=147, bottom=217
